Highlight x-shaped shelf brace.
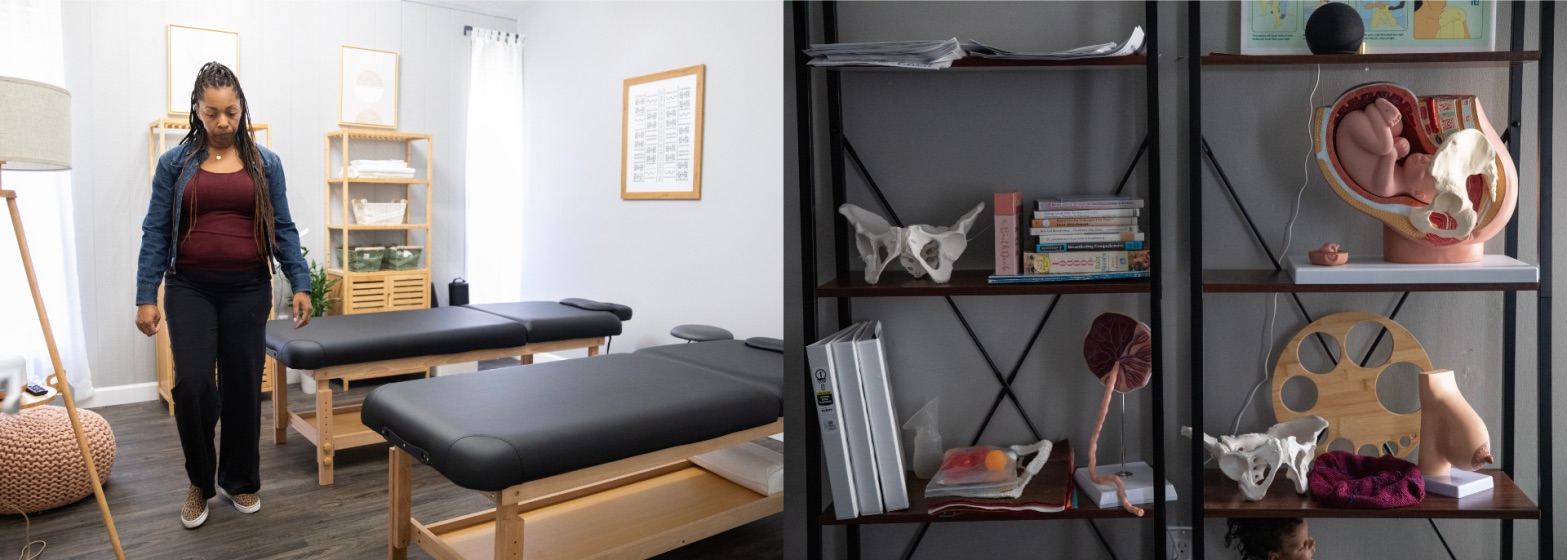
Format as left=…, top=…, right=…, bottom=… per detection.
left=840, top=134, right=1152, bottom=560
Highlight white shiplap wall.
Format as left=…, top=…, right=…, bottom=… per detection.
left=61, top=1, right=516, bottom=390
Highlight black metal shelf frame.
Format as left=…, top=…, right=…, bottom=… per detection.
left=1185, top=2, right=1554, bottom=559
left=795, top=2, right=1166, bottom=559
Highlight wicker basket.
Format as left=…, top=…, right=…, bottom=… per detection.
left=351, top=199, right=408, bottom=225
left=384, top=245, right=423, bottom=271
left=349, top=246, right=386, bottom=272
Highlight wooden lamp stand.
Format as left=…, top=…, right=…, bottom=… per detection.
left=1, top=170, right=125, bottom=559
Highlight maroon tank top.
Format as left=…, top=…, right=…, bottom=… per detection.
left=176, top=168, right=264, bottom=271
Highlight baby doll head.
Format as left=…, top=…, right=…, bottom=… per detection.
left=1225, top=518, right=1315, bottom=560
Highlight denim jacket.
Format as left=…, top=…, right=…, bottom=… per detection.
left=135, top=142, right=311, bottom=305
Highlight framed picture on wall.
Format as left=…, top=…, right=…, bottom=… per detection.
left=167, top=24, right=239, bottom=116
left=339, top=46, right=399, bottom=129
left=1240, top=0, right=1495, bottom=54
left=621, top=64, right=705, bottom=200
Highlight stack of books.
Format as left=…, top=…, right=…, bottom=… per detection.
left=991, top=195, right=1150, bottom=284
left=809, top=321, right=910, bottom=519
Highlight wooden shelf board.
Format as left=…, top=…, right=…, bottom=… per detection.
left=326, top=268, right=430, bottom=278
left=1201, top=51, right=1540, bottom=67
left=151, top=118, right=271, bottom=131
left=1203, top=269, right=1540, bottom=293
left=818, top=270, right=1150, bottom=297
left=1203, top=470, right=1538, bottom=520
left=820, top=55, right=1147, bottom=71
left=325, top=177, right=428, bottom=184
left=327, top=129, right=431, bottom=142
left=821, top=474, right=1145, bottom=525
left=327, top=224, right=429, bottom=231
left=431, top=467, right=781, bottom=560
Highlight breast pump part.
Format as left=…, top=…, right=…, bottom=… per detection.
left=903, top=398, right=942, bottom=479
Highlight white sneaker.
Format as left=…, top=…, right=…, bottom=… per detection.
left=181, top=485, right=208, bottom=529
left=218, top=487, right=261, bottom=514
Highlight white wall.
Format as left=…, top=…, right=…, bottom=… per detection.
left=517, top=2, right=783, bottom=351
left=61, top=1, right=514, bottom=392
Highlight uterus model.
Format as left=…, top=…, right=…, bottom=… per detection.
left=1418, top=368, right=1495, bottom=497
left=840, top=203, right=985, bottom=284
left=1183, top=416, right=1329, bottom=501
left=1314, top=82, right=1516, bottom=264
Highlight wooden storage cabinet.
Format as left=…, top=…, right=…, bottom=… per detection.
left=325, top=270, right=430, bottom=315
left=321, top=129, right=434, bottom=316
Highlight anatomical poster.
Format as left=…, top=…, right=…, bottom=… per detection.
left=1241, top=0, right=1495, bottom=55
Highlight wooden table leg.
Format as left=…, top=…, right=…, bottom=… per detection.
left=494, top=493, right=523, bottom=560
left=389, top=447, right=411, bottom=560
left=316, top=375, right=334, bottom=485
left=588, top=346, right=600, bottom=357
left=272, top=360, right=288, bottom=444
left=520, top=354, right=533, bottom=366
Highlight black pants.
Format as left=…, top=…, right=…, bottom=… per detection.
left=164, top=266, right=272, bottom=499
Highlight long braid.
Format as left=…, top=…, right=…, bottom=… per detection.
left=180, top=62, right=275, bottom=263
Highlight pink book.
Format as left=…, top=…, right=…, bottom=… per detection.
left=994, top=192, right=1023, bottom=276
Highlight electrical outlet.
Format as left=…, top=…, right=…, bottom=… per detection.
left=1167, top=526, right=1194, bottom=560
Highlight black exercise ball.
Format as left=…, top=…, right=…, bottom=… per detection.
left=1305, top=2, right=1365, bottom=55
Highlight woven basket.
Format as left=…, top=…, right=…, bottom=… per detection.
left=384, top=245, right=423, bottom=271
left=351, top=199, right=408, bottom=225
left=0, top=405, right=116, bottom=514
left=349, top=246, right=386, bottom=273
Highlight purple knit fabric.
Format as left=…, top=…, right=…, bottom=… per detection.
left=1308, top=451, right=1425, bottom=509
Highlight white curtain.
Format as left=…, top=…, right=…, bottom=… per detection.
left=463, top=28, right=526, bottom=304
left=0, top=0, right=94, bottom=398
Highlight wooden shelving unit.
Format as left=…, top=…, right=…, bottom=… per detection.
left=821, top=476, right=1141, bottom=525
left=146, top=120, right=277, bottom=414
left=322, top=129, right=434, bottom=316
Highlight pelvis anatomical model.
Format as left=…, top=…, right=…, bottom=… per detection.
left=1183, top=416, right=1329, bottom=501
left=1314, top=82, right=1516, bottom=263
left=839, top=203, right=985, bottom=284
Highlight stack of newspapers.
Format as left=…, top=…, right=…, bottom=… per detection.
left=808, top=321, right=910, bottom=519
left=804, top=38, right=965, bottom=69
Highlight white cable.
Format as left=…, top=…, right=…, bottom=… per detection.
left=1230, top=64, right=1321, bottom=436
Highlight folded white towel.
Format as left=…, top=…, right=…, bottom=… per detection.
left=690, top=442, right=783, bottom=496
left=348, top=168, right=417, bottom=179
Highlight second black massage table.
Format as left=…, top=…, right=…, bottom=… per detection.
left=264, top=298, right=631, bottom=484
left=362, top=337, right=784, bottom=560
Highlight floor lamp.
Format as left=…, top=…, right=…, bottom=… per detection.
left=0, top=75, right=125, bottom=559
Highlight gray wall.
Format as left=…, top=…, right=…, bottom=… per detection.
left=787, top=2, right=1567, bottom=558
left=62, top=1, right=513, bottom=391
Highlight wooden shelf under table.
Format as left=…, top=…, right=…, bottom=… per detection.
left=818, top=270, right=1150, bottom=297
left=1203, top=269, right=1540, bottom=293
left=1201, top=51, right=1540, bottom=67
left=288, top=404, right=384, bottom=450
left=1204, top=469, right=1538, bottom=520
left=821, top=474, right=1145, bottom=525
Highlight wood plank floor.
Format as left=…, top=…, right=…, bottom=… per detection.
left=0, top=364, right=781, bottom=559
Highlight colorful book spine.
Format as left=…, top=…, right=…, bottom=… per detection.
left=1027, top=226, right=1138, bottom=236
left=1034, top=208, right=1140, bottom=219
left=987, top=270, right=1150, bottom=284
left=1036, top=240, right=1144, bottom=252
left=1026, top=250, right=1149, bottom=274
left=1030, top=217, right=1138, bottom=227
left=1037, top=197, right=1144, bottom=210
left=1035, top=232, right=1145, bottom=243
left=994, top=191, right=1022, bottom=276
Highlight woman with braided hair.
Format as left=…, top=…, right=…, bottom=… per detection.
left=134, top=62, right=312, bottom=529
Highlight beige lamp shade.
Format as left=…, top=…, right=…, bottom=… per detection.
left=0, top=75, right=71, bottom=171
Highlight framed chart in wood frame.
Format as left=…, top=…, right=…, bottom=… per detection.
left=339, top=46, right=399, bottom=129
left=167, top=24, right=239, bottom=116
left=621, top=64, right=705, bottom=200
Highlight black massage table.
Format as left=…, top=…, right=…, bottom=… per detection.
left=362, top=337, right=784, bottom=560
left=264, top=299, right=632, bottom=484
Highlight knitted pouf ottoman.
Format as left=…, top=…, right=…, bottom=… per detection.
left=0, top=405, right=116, bottom=514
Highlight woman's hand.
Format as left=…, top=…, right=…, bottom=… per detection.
left=292, top=292, right=313, bottom=329
left=135, top=304, right=161, bottom=337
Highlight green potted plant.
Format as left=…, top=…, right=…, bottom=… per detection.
left=296, top=247, right=338, bottom=395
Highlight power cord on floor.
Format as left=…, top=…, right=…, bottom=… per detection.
left=0, top=496, right=45, bottom=560
left=1229, top=64, right=1322, bottom=437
